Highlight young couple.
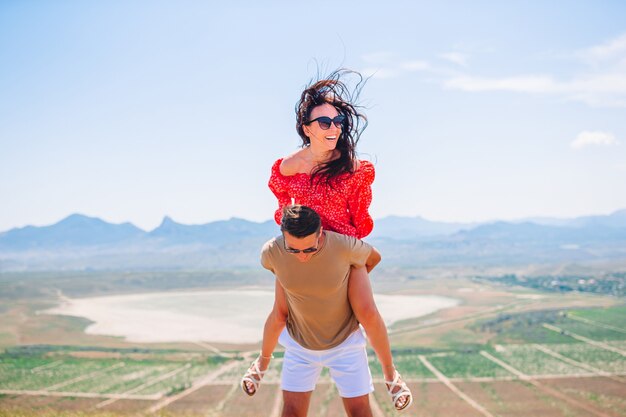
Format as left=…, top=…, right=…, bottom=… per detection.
left=241, top=70, right=413, bottom=416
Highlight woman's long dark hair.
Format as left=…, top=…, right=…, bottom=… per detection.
left=295, top=69, right=368, bottom=187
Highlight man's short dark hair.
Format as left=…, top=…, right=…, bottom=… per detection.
left=280, top=205, right=322, bottom=238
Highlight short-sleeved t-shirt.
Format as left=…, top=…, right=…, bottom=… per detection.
left=261, top=231, right=372, bottom=350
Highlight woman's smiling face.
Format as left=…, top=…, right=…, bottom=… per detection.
left=303, top=103, right=342, bottom=151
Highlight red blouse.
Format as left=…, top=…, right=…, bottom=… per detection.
left=268, top=158, right=375, bottom=239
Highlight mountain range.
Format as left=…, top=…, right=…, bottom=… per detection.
left=1, top=210, right=625, bottom=271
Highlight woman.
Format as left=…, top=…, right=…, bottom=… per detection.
left=242, top=69, right=412, bottom=411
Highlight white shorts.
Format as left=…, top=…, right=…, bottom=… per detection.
left=278, top=327, right=374, bottom=398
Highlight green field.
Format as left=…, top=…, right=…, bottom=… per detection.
left=1, top=270, right=625, bottom=416
left=569, top=305, right=626, bottom=327
left=425, top=351, right=513, bottom=378
left=369, top=353, right=436, bottom=379
left=0, top=353, right=226, bottom=396
left=3, top=328, right=625, bottom=394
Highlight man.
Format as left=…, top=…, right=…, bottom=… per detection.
left=242, top=205, right=409, bottom=417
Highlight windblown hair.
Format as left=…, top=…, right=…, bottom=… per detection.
left=280, top=205, right=322, bottom=238
left=295, top=68, right=368, bottom=186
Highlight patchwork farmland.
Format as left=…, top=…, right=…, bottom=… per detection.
left=1, top=305, right=625, bottom=417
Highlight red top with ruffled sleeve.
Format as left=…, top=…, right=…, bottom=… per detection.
left=268, top=158, right=375, bottom=239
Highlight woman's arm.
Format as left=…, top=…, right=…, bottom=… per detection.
left=347, top=161, right=375, bottom=238
left=269, top=159, right=294, bottom=225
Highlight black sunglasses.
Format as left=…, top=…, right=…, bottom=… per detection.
left=283, top=236, right=320, bottom=254
left=307, top=115, right=346, bottom=130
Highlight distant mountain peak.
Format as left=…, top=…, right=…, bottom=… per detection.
left=610, top=209, right=626, bottom=218
left=59, top=213, right=101, bottom=224
left=227, top=217, right=259, bottom=225
left=160, top=216, right=176, bottom=226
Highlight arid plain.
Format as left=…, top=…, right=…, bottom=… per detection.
left=0, top=266, right=625, bottom=417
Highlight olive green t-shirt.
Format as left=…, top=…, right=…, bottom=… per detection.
left=261, top=231, right=372, bottom=350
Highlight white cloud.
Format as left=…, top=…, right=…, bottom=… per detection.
left=442, top=32, right=626, bottom=107
left=565, top=72, right=626, bottom=106
left=444, top=75, right=558, bottom=93
left=361, top=33, right=626, bottom=105
left=444, top=72, right=626, bottom=106
left=360, top=54, right=430, bottom=79
left=361, top=51, right=394, bottom=64
left=571, top=131, right=619, bottom=150
left=400, top=60, right=430, bottom=71
left=581, top=33, right=626, bottom=62
left=440, top=52, right=468, bottom=66
left=361, top=67, right=399, bottom=79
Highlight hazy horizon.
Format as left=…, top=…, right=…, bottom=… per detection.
left=2, top=206, right=625, bottom=234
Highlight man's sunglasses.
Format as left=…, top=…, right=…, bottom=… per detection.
left=283, top=237, right=320, bottom=254
left=307, top=115, right=346, bottom=130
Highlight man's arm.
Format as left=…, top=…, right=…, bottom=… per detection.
left=260, top=279, right=288, bottom=359
left=365, top=246, right=381, bottom=273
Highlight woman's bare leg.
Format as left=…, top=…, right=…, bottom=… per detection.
left=348, top=265, right=409, bottom=409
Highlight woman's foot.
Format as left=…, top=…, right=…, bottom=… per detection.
left=241, top=355, right=271, bottom=396
left=384, top=367, right=412, bottom=411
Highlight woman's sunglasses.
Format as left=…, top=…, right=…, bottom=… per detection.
left=307, top=115, right=346, bottom=130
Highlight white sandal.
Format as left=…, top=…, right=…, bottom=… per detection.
left=385, top=369, right=413, bottom=411
left=241, top=358, right=267, bottom=396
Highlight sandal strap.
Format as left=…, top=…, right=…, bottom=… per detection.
left=242, top=359, right=267, bottom=391
left=385, top=370, right=413, bottom=410
left=384, top=370, right=402, bottom=392
left=241, top=375, right=260, bottom=391
left=391, top=386, right=411, bottom=404
left=245, top=360, right=267, bottom=379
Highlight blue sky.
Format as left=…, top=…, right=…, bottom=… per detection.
left=1, top=1, right=625, bottom=232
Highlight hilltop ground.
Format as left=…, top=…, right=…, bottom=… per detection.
left=0, top=268, right=625, bottom=417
